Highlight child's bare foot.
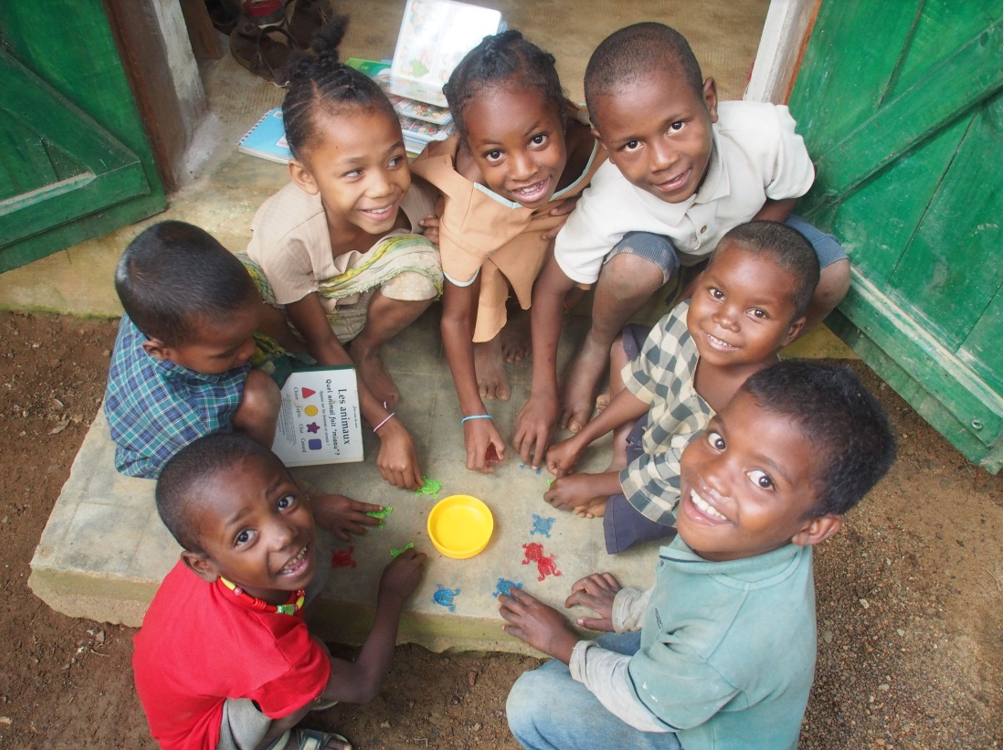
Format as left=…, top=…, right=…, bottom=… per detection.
left=500, top=307, right=532, bottom=362
left=349, top=343, right=401, bottom=407
left=474, top=336, right=511, bottom=401
left=560, top=334, right=608, bottom=433
left=573, top=496, right=608, bottom=519
left=595, top=394, right=611, bottom=412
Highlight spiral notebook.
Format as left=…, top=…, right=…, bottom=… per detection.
left=237, top=107, right=293, bottom=164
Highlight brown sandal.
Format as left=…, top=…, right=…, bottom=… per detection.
left=229, top=14, right=297, bottom=86
left=285, top=0, right=333, bottom=50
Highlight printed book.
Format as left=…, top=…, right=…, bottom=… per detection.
left=389, top=0, right=504, bottom=107
left=237, top=107, right=293, bottom=164
left=271, top=367, right=363, bottom=467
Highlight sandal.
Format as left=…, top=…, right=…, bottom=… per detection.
left=229, top=14, right=298, bottom=86
left=267, top=728, right=352, bottom=750
left=285, top=0, right=333, bottom=50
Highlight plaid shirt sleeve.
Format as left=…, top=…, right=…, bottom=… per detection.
left=618, top=301, right=713, bottom=526
left=103, top=316, right=249, bottom=479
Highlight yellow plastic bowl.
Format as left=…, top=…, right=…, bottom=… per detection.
left=427, top=495, right=494, bottom=559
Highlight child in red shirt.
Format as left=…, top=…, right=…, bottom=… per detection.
left=133, top=433, right=426, bottom=750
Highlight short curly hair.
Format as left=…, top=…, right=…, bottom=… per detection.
left=155, top=433, right=288, bottom=553
left=740, top=361, right=896, bottom=518
left=585, top=23, right=703, bottom=125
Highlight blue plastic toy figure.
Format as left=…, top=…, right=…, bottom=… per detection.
left=433, top=584, right=461, bottom=612
left=530, top=514, right=556, bottom=538
left=492, top=578, right=523, bottom=598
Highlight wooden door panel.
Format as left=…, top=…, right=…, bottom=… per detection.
left=790, top=0, right=1003, bottom=470
left=890, top=95, right=1003, bottom=345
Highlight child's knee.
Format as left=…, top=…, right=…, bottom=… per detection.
left=599, top=252, right=669, bottom=304
left=816, top=258, right=850, bottom=309
left=380, top=270, right=441, bottom=302
left=236, top=369, right=281, bottom=428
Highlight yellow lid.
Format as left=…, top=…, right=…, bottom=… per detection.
left=427, top=495, right=494, bottom=559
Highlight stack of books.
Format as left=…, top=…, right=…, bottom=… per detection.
left=237, top=0, right=503, bottom=162
left=348, top=59, right=455, bottom=157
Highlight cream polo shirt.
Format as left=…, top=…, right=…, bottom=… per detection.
left=553, top=101, right=815, bottom=285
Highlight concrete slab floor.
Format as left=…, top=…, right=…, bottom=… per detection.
left=30, top=311, right=661, bottom=655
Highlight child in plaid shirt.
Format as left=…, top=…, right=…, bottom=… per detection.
left=104, top=221, right=288, bottom=479
left=543, top=221, right=819, bottom=553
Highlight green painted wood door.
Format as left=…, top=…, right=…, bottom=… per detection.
left=789, top=0, right=1003, bottom=471
left=0, top=0, right=166, bottom=273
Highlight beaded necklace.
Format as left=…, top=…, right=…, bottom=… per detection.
left=218, top=576, right=305, bottom=616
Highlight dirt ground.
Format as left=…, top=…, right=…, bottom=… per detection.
left=0, top=310, right=1000, bottom=749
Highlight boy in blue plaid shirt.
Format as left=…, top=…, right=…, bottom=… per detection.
left=104, top=221, right=286, bottom=480
left=544, top=221, right=820, bottom=553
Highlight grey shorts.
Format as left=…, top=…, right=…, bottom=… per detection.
left=603, top=215, right=848, bottom=284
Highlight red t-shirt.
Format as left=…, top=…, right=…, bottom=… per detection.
left=133, top=561, right=331, bottom=750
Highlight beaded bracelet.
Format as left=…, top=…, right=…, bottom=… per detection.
left=373, top=412, right=396, bottom=433
left=461, top=414, right=493, bottom=424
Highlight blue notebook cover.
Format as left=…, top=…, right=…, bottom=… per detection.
left=237, top=107, right=293, bottom=164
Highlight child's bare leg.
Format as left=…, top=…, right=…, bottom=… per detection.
left=802, top=259, right=850, bottom=333
left=349, top=291, right=433, bottom=407
left=257, top=301, right=309, bottom=355
left=561, top=253, right=663, bottom=434
left=474, top=334, right=511, bottom=401
left=606, top=332, right=635, bottom=471
left=233, top=369, right=281, bottom=447
left=500, top=305, right=532, bottom=363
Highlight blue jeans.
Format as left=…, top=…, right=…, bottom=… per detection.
left=506, top=632, right=683, bottom=750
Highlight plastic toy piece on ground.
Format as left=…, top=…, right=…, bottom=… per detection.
left=530, top=514, right=556, bottom=538
left=519, top=463, right=543, bottom=475
left=432, top=584, right=461, bottom=612
left=366, top=506, right=394, bottom=528
left=492, top=578, right=523, bottom=598
left=331, top=546, right=357, bottom=569
left=415, top=476, right=442, bottom=497
left=521, top=542, right=562, bottom=581
left=546, top=478, right=554, bottom=487
left=485, top=443, right=501, bottom=466
left=390, top=542, right=415, bottom=558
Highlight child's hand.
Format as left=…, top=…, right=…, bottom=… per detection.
left=419, top=215, right=441, bottom=247
left=544, top=474, right=605, bottom=512
left=376, top=419, right=424, bottom=489
left=499, top=588, right=579, bottom=663
left=541, top=195, right=581, bottom=240
left=564, top=572, right=622, bottom=632
left=378, top=547, right=427, bottom=604
left=513, top=392, right=560, bottom=470
left=310, top=493, right=385, bottom=542
left=545, top=436, right=582, bottom=478
left=464, top=418, right=506, bottom=473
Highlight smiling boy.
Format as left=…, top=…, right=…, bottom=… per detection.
left=514, top=23, right=850, bottom=466
left=501, top=360, right=896, bottom=750
left=543, top=221, right=819, bottom=553
left=134, top=434, right=427, bottom=750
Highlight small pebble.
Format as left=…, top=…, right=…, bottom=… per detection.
left=859, top=598, right=870, bottom=609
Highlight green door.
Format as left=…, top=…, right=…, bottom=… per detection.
left=789, top=0, right=1003, bottom=471
left=0, top=0, right=166, bottom=273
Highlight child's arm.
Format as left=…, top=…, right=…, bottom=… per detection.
left=440, top=278, right=507, bottom=473
left=545, top=388, right=649, bottom=477
left=513, top=253, right=577, bottom=468
left=498, top=587, right=580, bottom=664
left=286, top=293, right=423, bottom=489
left=317, top=549, right=426, bottom=703
left=753, top=197, right=798, bottom=223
